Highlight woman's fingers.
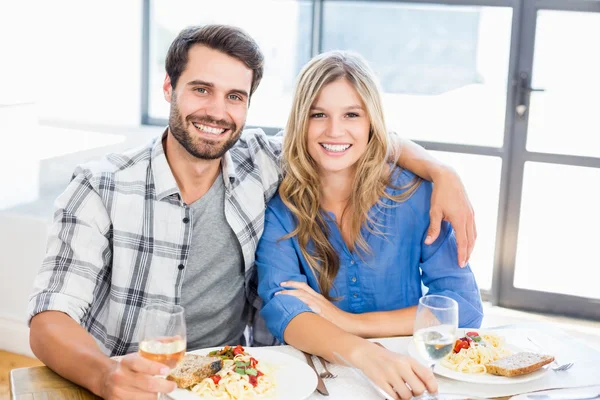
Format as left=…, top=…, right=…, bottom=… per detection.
left=410, top=357, right=438, bottom=394
left=276, top=290, right=321, bottom=313
left=359, top=346, right=438, bottom=400
left=371, top=376, right=400, bottom=400
left=280, top=281, right=320, bottom=297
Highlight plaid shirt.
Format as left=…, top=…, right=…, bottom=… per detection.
left=28, top=128, right=283, bottom=356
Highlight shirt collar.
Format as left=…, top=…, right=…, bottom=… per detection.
left=221, top=150, right=237, bottom=188
left=151, top=128, right=237, bottom=201
left=151, top=128, right=181, bottom=201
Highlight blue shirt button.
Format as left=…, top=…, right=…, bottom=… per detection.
left=353, top=293, right=358, bottom=298
left=351, top=277, right=357, bottom=283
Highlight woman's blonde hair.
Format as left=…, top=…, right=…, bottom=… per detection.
left=279, top=50, right=421, bottom=300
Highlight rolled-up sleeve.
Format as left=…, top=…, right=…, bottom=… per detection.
left=420, top=220, right=484, bottom=328
left=28, top=172, right=112, bottom=326
left=256, top=201, right=313, bottom=343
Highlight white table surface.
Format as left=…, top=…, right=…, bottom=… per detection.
left=269, top=323, right=600, bottom=400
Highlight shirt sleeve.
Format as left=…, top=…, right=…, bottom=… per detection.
left=241, top=128, right=282, bottom=165
left=420, top=220, right=484, bottom=328
left=27, top=171, right=112, bottom=326
left=255, top=201, right=314, bottom=343
left=238, top=129, right=283, bottom=197
left=407, top=180, right=483, bottom=329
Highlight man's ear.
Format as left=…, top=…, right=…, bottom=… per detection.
left=163, top=74, right=173, bottom=103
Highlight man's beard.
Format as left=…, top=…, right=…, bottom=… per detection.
left=168, top=97, right=243, bottom=160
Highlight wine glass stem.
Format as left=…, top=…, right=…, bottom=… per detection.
left=425, top=363, right=438, bottom=398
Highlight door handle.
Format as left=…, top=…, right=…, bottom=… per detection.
left=516, top=71, right=545, bottom=118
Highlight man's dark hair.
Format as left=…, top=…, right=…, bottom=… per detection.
left=165, top=24, right=264, bottom=97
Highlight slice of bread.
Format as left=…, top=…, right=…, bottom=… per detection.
left=486, top=352, right=554, bottom=377
left=167, top=354, right=223, bottom=388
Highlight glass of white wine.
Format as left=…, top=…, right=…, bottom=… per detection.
left=138, top=304, right=187, bottom=372
left=412, top=295, right=459, bottom=400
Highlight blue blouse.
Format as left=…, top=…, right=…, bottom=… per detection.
left=256, top=168, right=483, bottom=343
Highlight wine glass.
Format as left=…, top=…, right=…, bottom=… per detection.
left=138, top=304, right=187, bottom=372
left=412, top=295, right=459, bottom=400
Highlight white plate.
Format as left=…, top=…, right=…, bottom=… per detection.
left=167, top=346, right=318, bottom=400
left=407, top=328, right=550, bottom=385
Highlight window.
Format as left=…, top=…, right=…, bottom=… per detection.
left=322, top=1, right=513, bottom=147
left=141, top=0, right=600, bottom=319
left=146, top=0, right=313, bottom=129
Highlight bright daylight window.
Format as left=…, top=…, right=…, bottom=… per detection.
left=144, top=1, right=514, bottom=292
left=147, top=0, right=313, bottom=129
left=322, top=1, right=512, bottom=148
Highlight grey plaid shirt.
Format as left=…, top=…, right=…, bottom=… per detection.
left=28, top=128, right=282, bottom=356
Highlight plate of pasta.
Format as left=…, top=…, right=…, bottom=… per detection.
left=166, top=345, right=318, bottom=400
left=408, top=329, right=551, bottom=384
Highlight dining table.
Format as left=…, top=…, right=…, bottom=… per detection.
left=9, top=323, right=600, bottom=400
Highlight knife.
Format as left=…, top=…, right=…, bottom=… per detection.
left=527, top=394, right=600, bottom=400
left=303, top=352, right=329, bottom=396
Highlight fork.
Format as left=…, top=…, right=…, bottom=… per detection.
left=317, top=356, right=337, bottom=379
left=527, top=336, right=574, bottom=371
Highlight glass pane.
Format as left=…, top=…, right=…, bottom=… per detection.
left=514, top=162, right=600, bottom=299
left=148, top=0, right=312, bottom=128
left=527, top=11, right=600, bottom=157
left=323, top=2, right=513, bottom=147
left=430, top=152, right=502, bottom=291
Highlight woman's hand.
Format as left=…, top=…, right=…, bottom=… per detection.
left=347, top=341, right=438, bottom=400
left=276, top=281, right=359, bottom=334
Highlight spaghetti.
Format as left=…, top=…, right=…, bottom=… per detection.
left=190, top=346, right=276, bottom=399
left=440, top=331, right=512, bottom=374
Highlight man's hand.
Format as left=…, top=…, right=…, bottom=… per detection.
left=426, top=166, right=476, bottom=267
left=276, top=281, right=358, bottom=334
left=99, top=353, right=177, bottom=400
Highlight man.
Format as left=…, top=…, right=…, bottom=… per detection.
left=28, top=25, right=476, bottom=399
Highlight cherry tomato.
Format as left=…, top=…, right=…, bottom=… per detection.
left=453, top=339, right=470, bottom=353
left=233, top=345, right=245, bottom=356
left=248, top=375, right=258, bottom=387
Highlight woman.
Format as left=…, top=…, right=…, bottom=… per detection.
left=255, top=51, right=483, bottom=399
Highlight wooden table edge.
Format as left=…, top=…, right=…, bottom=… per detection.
left=9, top=366, right=99, bottom=400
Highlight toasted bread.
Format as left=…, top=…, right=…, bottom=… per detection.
left=167, top=354, right=223, bottom=388
left=486, top=352, right=554, bottom=377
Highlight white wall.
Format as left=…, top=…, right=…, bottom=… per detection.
left=0, top=0, right=143, bottom=126
left=0, top=215, right=49, bottom=357
left=36, top=0, right=143, bottom=126
left=0, top=0, right=144, bottom=356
